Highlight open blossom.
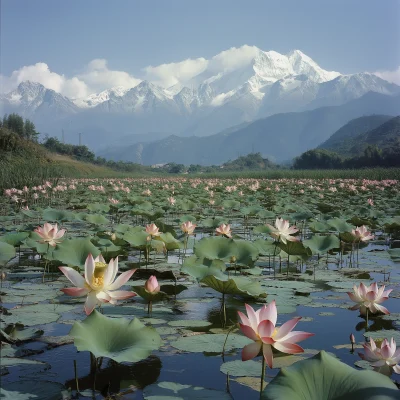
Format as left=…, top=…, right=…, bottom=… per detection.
left=238, top=302, right=314, bottom=368
left=145, top=275, right=160, bottom=294
left=215, top=223, right=232, bottom=238
left=59, top=254, right=136, bottom=315
left=34, top=223, right=66, bottom=247
left=352, top=225, right=374, bottom=242
left=368, top=198, right=374, bottom=206
left=146, top=223, right=161, bottom=237
left=168, top=196, right=176, bottom=205
left=109, top=197, right=119, bottom=205
left=181, top=221, right=196, bottom=235
left=266, top=218, right=299, bottom=244
left=347, top=282, right=392, bottom=315
left=359, top=337, right=400, bottom=374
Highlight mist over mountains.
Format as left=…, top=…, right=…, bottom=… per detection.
left=1, top=47, right=399, bottom=164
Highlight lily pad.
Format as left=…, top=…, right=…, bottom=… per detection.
left=70, top=310, right=162, bottom=363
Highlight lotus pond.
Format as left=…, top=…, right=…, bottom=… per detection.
left=1, top=177, right=400, bottom=399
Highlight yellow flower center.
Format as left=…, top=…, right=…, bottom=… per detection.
left=91, top=262, right=108, bottom=288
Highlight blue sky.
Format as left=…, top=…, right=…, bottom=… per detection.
left=1, top=0, right=399, bottom=96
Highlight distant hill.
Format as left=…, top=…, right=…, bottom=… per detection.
left=317, top=115, right=393, bottom=154
left=100, top=92, right=400, bottom=165
left=318, top=115, right=400, bottom=156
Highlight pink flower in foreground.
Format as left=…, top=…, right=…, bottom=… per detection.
left=351, top=225, right=374, bottom=242
left=347, top=282, right=392, bottom=315
left=145, top=275, right=160, bottom=294
left=238, top=301, right=314, bottom=368
left=266, top=218, right=299, bottom=244
left=34, top=222, right=66, bottom=247
left=181, top=221, right=196, bottom=235
left=215, top=223, right=232, bottom=238
left=359, top=337, right=400, bottom=374
left=368, top=198, right=374, bottom=206
left=59, top=254, right=136, bottom=315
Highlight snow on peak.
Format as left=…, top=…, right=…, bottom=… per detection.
left=74, top=86, right=131, bottom=108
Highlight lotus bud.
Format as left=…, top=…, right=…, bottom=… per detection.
left=230, top=256, right=237, bottom=264
left=145, top=276, right=160, bottom=294
left=350, top=333, right=355, bottom=344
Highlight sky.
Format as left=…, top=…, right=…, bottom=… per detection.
left=1, top=0, right=399, bottom=97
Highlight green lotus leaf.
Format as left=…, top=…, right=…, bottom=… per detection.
left=388, top=249, right=400, bottom=263
left=234, top=239, right=259, bottom=266
left=0, top=232, right=29, bottom=247
left=241, top=206, right=262, bottom=216
left=168, top=320, right=212, bottom=328
left=85, top=214, right=110, bottom=225
left=170, top=333, right=252, bottom=353
left=156, top=233, right=182, bottom=250
left=327, top=218, right=355, bottom=233
left=308, top=221, right=331, bottom=233
left=195, top=236, right=237, bottom=261
left=87, top=203, right=110, bottom=213
left=0, top=241, right=16, bottom=266
left=70, top=310, right=162, bottom=363
left=52, top=237, right=100, bottom=269
left=303, top=234, right=340, bottom=254
left=42, top=208, right=75, bottom=222
left=20, top=209, right=39, bottom=218
left=143, top=381, right=232, bottom=399
left=200, top=275, right=266, bottom=298
left=1, top=380, right=66, bottom=400
left=3, top=323, right=44, bottom=341
left=257, top=209, right=276, bottom=219
left=132, top=286, right=169, bottom=302
left=253, top=225, right=276, bottom=235
left=123, top=230, right=149, bottom=247
left=178, top=214, right=197, bottom=223
left=253, top=240, right=281, bottom=256
left=278, top=241, right=310, bottom=257
left=181, top=256, right=226, bottom=280
left=222, top=200, right=241, bottom=209
left=201, top=216, right=229, bottom=229
left=261, top=350, right=399, bottom=400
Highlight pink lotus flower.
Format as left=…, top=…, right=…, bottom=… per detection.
left=359, top=337, right=400, bottom=374
left=168, top=197, right=176, bottom=205
left=34, top=223, right=66, bottom=247
left=347, top=282, right=392, bottom=315
left=351, top=225, right=374, bottom=242
left=368, top=198, right=374, bottom=206
left=145, top=223, right=161, bottom=237
left=238, top=301, right=314, bottom=368
left=215, top=224, right=232, bottom=238
left=145, top=275, right=160, bottom=294
left=265, top=218, right=299, bottom=244
left=181, top=221, right=196, bottom=235
left=59, top=254, right=136, bottom=315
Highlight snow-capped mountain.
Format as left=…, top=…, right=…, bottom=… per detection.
left=1, top=81, right=79, bottom=120
left=1, top=47, right=399, bottom=150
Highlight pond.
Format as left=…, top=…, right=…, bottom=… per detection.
left=1, top=177, right=400, bottom=399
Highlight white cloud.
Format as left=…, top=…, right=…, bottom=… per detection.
left=209, top=45, right=260, bottom=72
left=143, top=58, right=208, bottom=88
left=77, top=59, right=141, bottom=93
left=374, top=66, right=400, bottom=85
left=0, top=59, right=141, bottom=99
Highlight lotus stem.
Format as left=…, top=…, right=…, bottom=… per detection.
left=260, top=355, right=266, bottom=399
left=74, top=359, right=80, bottom=394
left=222, top=324, right=237, bottom=361
left=89, top=352, right=97, bottom=374
left=287, top=252, right=289, bottom=278
left=366, top=308, right=369, bottom=330
left=148, top=300, right=153, bottom=316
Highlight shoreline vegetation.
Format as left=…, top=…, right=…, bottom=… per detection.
left=1, top=113, right=400, bottom=192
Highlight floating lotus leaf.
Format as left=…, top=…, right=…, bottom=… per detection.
left=87, top=203, right=110, bottom=213
left=170, top=333, right=252, bottom=353
left=195, top=236, right=237, bottom=261
left=261, top=351, right=399, bottom=400
left=52, top=237, right=100, bottom=269
left=257, top=209, right=276, bottom=219
left=1, top=380, right=66, bottom=400
left=42, top=208, right=75, bottom=222
left=241, top=206, right=262, bottom=216
left=201, top=216, right=229, bottom=229
left=220, top=359, right=261, bottom=377
left=85, top=214, right=110, bottom=225
left=70, top=310, right=162, bottom=363
left=364, top=330, right=400, bottom=343
left=0, top=241, right=16, bottom=266
left=253, top=240, right=281, bottom=256
left=0, top=232, right=29, bottom=247
left=179, top=214, right=197, bottom=223
left=253, top=225, right=276, bottom=235
left=143, top=381, right=232, bottom=399
left=168, top=320, right=212, bottom=328
left=222, top=200, right=241, bottom=209
left=200, top=275, right=266, bottom=298
left=388, top=249, right=400, bottom=263
left=20, top=209, right=39, bottom=218
left=303, top=234, right=340, bottom=254
left=3, top=323, right=44, bottom=341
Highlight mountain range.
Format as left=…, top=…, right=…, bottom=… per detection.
left=1, top=47, right=399, bottom=161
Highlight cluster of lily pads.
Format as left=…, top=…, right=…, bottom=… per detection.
left=1, top=177, right=400, bottom=399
